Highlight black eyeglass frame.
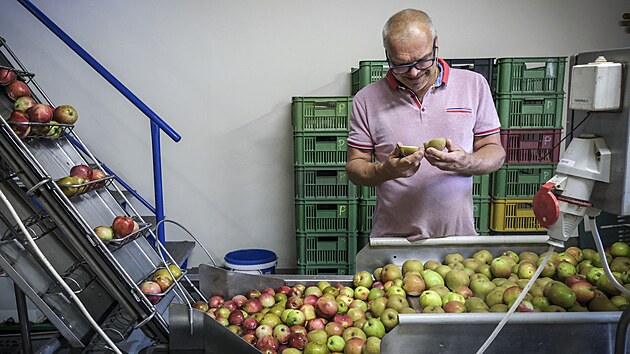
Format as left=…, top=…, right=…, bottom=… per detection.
left=386, top=38, right=439, bottom=74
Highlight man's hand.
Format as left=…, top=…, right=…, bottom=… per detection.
left=424, top=139, right=470, bottom=172
left=379, top=143, right=424, bottom=179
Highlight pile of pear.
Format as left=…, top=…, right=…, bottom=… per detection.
left=363, top=242, right=630, bottom=314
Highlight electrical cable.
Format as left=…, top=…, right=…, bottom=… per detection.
left=539, top=111, right=592, bottom=161
left=0, top=188, right=123, bottom=354
left=476, top=245, right=554, bottom=354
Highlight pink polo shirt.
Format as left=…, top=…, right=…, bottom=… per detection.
left=348, top=58, right=500, bottom=241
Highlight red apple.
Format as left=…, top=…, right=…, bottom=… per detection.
left=70, top=164, right=93, bottom=180
left=88, top=169, right=108, bottom=189
left=288, top=332, right=307, bottom=350
left=222, top=300, right=237, bottom=313
left=263, top=287, right=276, bottom=296
left=289, top=325, right=306, bottom=336
left=325, top=321, right=344, bottom=336
left=0, top=68, right=16, bottom=86
left=140, top=281, right=162, bottom=304
left=305, top=317, right=327, bottom=332
left=208, top=295, right=225, bottom=308
left=5, top=80, right=30, bottom=101
left=333, top=314, right=353, bottom=328
left=111, top=216, right=135, bottom=238
left=241, top=333, right=257, bottom=345
left=303, top=294, right=319, bottom=307
left=7, top=111, right=31, bottom=138
left=243, top=299, right=263, bottom=314
left=256, top=335, right=279, bottom=351
left=27, top=104, right=54, bottom=123
left=242, top=317, right=259, bottom=330
left=247, top=289, right=262, bottom=299
left=53, top=105, right=78, bottom=125
left=276, top=286, right=291, bottom=295
left=232, top=294, right=248, bottom=308
left=228, top=310, right=245, bottom=325
left=14, top=96, right=36, bottom=112
left=315, top=296, right=338, bottom=319
left=286, top=295, right=303, bottom=310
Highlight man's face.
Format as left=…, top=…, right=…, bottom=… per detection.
left=386, top=32, right=437, bottom=95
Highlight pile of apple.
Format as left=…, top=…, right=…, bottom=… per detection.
left=93, top=216, right=139, bottom=242
left=0, top=68, right=78, bottom=138
left=193, top=242, right=630, bottom=354
left=139, top=264, right=183, bottom=304
left=56, top=164, right=108, bottom=198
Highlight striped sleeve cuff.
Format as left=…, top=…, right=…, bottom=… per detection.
left=347, top=139, right=374, bottom=150
left=474, top=127, right=500, bottom=137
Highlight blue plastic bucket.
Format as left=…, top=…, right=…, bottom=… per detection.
left=224, top=249, right=277, bottom=275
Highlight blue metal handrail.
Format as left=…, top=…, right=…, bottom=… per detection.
left=17, top=0, right=180, bottom=245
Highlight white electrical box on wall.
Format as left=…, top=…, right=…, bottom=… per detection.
left=569, top=56, right=622, bottom=111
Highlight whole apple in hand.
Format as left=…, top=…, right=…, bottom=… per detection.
left=53, top=105, right=78, bottom=125
left=5, top=80, right=30, bottom=101
left=0, top=68, right=16, bottom=86
left=14, top=96, right=36, bottom=112
left=112, top=216, right=136, bottom=238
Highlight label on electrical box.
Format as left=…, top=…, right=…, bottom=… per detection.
left=559, top=158, right=576, bottom=167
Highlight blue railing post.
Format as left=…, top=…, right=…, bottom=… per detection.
left=151, top=122, right=166, bottom=247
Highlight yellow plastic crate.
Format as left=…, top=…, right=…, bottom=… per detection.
left=490, top=198, right=546, bottom=232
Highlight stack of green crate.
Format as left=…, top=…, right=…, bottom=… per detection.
left=293, top=96, right=358, bottom=275
left=351, top=58, right=495, bottom=235
left=490, top=57, right=566, bottom=233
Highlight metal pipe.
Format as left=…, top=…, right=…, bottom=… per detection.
left=151, top=122, right=166, bottom=247
left=615, top=303, right=630, bottom=354
left=14, top=284, right=32, bottom=354
left=64, top=134, right=156, bottom=215
left=16, top=0, right=181, bottom=143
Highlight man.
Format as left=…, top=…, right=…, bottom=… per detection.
left=346, top=9, right=505, bottom=241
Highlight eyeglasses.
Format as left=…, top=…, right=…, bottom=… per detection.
left=386, top=43, right=438, bottom=74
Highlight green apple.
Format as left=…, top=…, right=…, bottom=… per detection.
left=419, top=290, right=442, bottom=308
left=342, top=326, right=367, bottom=342
left=326, top=334, right=345, bottom=352
left=381, top=263, right=402, bottom=282
left=304, top=341, right=329, bottom=354
left=442, top=292, right=465, bottom=305
left=386, top=285, right=406, bottom=298
left=350, top=299, right=368, bottom=312
left=380, top=308, right=399, bottom=331
left=362, top=318, right=386, bottom=338
left=367, top=288, right=385, bottom=301
left=420, top=269, right=444, bottom=288
left=353, top=271, right=374, bottom=288
left=307, top=329, right=329, bottom=345
left=385, top=294, right=408, bottom=312
left=369, top=297, right=388, bottom=317
left=354, top=286, right=370, bottom=300
left=362, top=336, right=382, bottom=354
left=402, top=259, right=424, bottom=274
left=611, top=242, right=630, bottom=257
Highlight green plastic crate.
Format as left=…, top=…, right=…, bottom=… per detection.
left=295, top=200, right=358, bottom=232
left=492, top=164, right=556, bottom=199
left=359, top=200, right=376, bottom=233
left=360, top=186, right=376, bottom=200
left=295, top=167, right=358, bottom=200
left=351, top=60, right=389, bottom=95
left=297, top=232, right=357, bottom=264
left=474, top=197, right=491, bottom=235
left=495, top=93, right=564, bottom=129
left=495, top=57, right=566, bottom=95
left=297, top=262, right=355, bottom=275
left=473, top=174, right=491, bottom=198
left=292, top=97, right=353, bottom=133
left=294, top=133, right=347, bottom=167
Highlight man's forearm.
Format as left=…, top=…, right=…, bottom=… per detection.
left=346, top=159, right=389, bottom=187
left=466, top=144, right=506, bottom=175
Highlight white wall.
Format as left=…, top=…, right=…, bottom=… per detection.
left=0, top=1, right=627, bottom=269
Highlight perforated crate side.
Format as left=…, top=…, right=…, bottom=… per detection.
left=474, top=197, right=491, bottom=235
left=495, top=93, right=564, bottom=129
left=351, top=60, right=389, bottom=95
left=492, top=164, right=556, bottom=199
left=297, top=263, right=355, bottom=275
left=296, top=232, right=357, bottom=264
left=294, top=133, right=348, bottom=167
left=295, top=167, right=358, bottom=200
left=444, top=58, right=494, bottom=90
left=500, top=129, right=562, bottom=164
left=359, top=200, right=376, bottom=233
left=495, top=57, right=566, bottom=95
left=295, top=200, right=358, bottom=232
left=473, top=174, right=491, bottom=198
left=292, top=97, right=353, bottom=133
left=490, top=198, right=546, bottom=232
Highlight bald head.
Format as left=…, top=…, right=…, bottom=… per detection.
left=382, top=9, right=436, bottom=51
